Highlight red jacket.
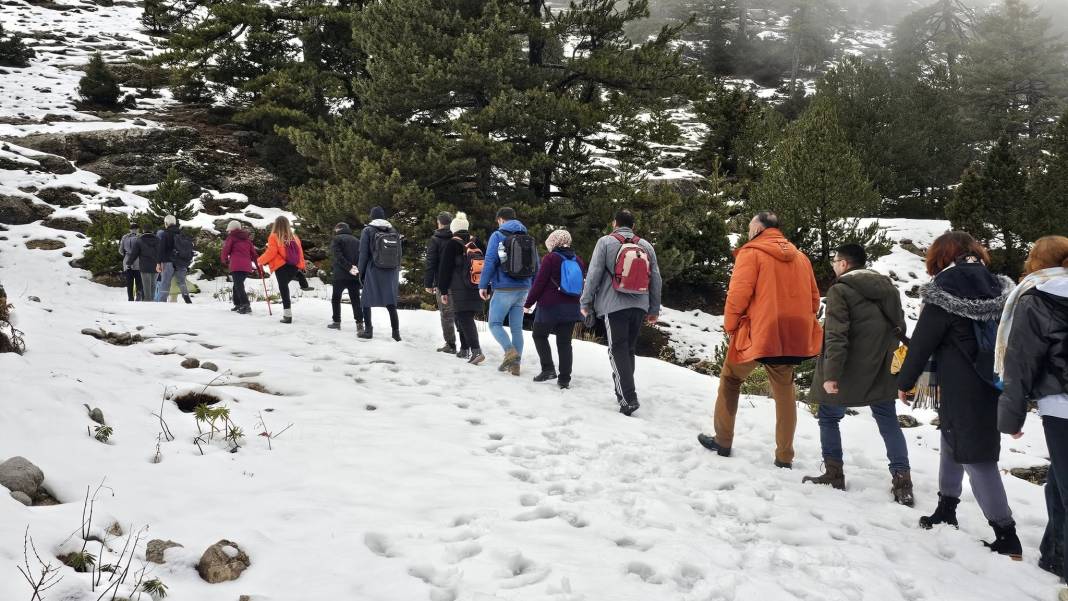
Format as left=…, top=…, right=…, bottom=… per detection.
left=724, top=228, right=822, bottom=364
left=258, top=233, right=306, bottom=271
left=221, top=229, right=258, bottom=274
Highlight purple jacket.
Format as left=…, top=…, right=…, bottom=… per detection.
left=525, top=248, right=585, bottom=323
left=221, top=229, right=258, bottom=274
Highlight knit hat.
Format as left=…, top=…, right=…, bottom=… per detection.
left=450, top=212, right=470, bottom=233
left=163, top=215, right=176, bottom=227
left=369, top=206, right=386, bottom=221
left=545, top=229, right=571, bottom=251
left=226, top=220, right=242, bottom=232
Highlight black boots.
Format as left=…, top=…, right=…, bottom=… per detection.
left=182, top=294, right=192, bottom=304
left=456, top=348, right=471, bottom=360
left=392, top=329, right=402, bottom=342
left=983, top=521, right=1023, bottom=560
left=327, top=321, right=341, bottom=330
left=358, top=327, right=373, bottom=339
left=892, top=471, right=915, bottom=507
left=237, top=304, right=251, bottom=314
left=802, top=459, right=845, bottom=490
left=438, top=343, right=457, bottom=353
left=697, top=433, right=731, bottom=456
left=920, top=494, right=960, bottom=529
left=533, top=370, right=557, bottom=383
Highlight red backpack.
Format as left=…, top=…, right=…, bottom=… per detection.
left=610, top=233, right=651, bottom=294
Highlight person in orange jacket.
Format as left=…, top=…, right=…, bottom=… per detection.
left=698, top=211, right=822, bottom=468
left=258, top=216, right=307, bottom=324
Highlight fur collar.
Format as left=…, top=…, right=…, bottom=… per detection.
left=920, top=274, right=1014, bottom=321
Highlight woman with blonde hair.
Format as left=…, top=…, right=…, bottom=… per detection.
left=257, top=216, right=307, bottom=324
left=998, top=235, right=1068, bottom=589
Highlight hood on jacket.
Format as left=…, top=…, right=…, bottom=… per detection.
left=433, top=227, right=452, bottom=239
left=227, top=229, right=250, bottom=241
left=553, top=247, right=577, bottom=259
left=499, top=220, right=528, bottom=234
left=1037, top=276, right=1068, bottom=301
left=140, top=232, right=159, bottom=242
left=369, top=219, right=393, bottom=230
left=334, top=222, right=352, bottom=235
left=920, top=260, right=1014, bottom=321
left=737, top=228, right=797, bottom=263
left=837, top=269, right=898, bottom=301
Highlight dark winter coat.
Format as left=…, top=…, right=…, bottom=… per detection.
left=330, top=225, right=361, bottom=284
left=811, top=269, right=906, bottom=407
left=998, top=279, right=1068, bottom=434
left=220, top=229, right=257, bottom=274
left=437, top=231, right=485, bottom=314
left=158, top=224, right=179, bottom=264
left=525, top=248, right=586, bottom=324
left=358, top=220, right=401, bottom=307
left=897, top=260, right=1015, bottom=464
left=120, top=232, right=140, bottom=270
left=127, top=233, right=161, bottom=273
left=424, top=227, right=453, bottom=288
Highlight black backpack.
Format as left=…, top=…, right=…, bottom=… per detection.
left=173, top=232, right=195, bottom=267
left=501, top=232, right=537, bottom=278
left=372, top=229, right=402, bottom=269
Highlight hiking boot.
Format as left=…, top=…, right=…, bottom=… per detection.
left=356, top=322, right=366, bottom=336
left=469, top=351, right=486, bottom=365
left=983, top=521, right=1023, bottom=561
left=182, top=294, right=192, bottom=304
left=392, top=329, right=402, bottom=342
left=892, top=471, right=915, bottom=507
left=280, top=316, right=292, bottom=324
left=533, top=370, right=557, bottom=382
left=509, top=363, right=521, bottom=377
left=774, top=460, right=793, bottom=469
left=802, top=459, right=845, bottom=490
left=498, top=348, right=520, bottom=372
left=697, top=433, right=731, bottom=457
left=358, top=328, right=373, bottom=339
left=237, top=305, right=252, bottom=314
left=619, top=400, right=640, bottom=416
left=457, top=348, right=471, bottom=360
left=327, top=321, right=341, bottom=330
left=438, top=343, right=457, bottom=354
left=920, top=493, right=960, bottom=529
left=558, top=379, right=570, bottom=390
left=231, top=305, right=240, bottom=312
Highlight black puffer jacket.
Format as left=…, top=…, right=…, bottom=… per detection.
left=330, top=225, right=361, bottom=283
left=898, top=259, right=1014, bottom=464
left=424, top=227, right=453, bottom=288
left=998, top=278, right=1068, bottom=434
left=127, top=233, right=161, bottom=273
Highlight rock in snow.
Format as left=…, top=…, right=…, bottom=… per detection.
left=146, top=539, right=183, bottom=564
left=197, top=540, right=250, bottom=583
left=0, top=456, right=45, bottom=497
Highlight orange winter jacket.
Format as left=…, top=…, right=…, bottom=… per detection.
left=257, top=233, right=306, bottom=272
left=723, top=228, right=822, bottom=365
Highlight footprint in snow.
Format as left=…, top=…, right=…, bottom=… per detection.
left=407, top=565, right=458, bottom=601
left=614, top=536, right=653, bottom=551
left=363, top=532, right=398, bottom=558
left=466, top=417, right=483, bottom=426
left=672, top=564, right=705, bottom=592
left=496, top=553, right=551, bottom=589
left=518, top=493, right=540, bottom=507
left=625, top=561, right=662, bottom=584
left=443, top=541, right=482, bottom=564
left=509, top=469, right=534, bottom=483
left=488, top=432, right=504, bottom=440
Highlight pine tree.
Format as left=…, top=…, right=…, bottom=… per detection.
left=892, top=0, right=975, bottom=82
left=1024, top=113, right=1068, bottom=239
left=0, top=23, right=36, bottom=68
left=147, top=168, right=197, bottom=225
left=750, top=95, right=885, bottom=279
left=675, top=0, right=739, bottom=76
left=78, top=53, right=121, bottom=107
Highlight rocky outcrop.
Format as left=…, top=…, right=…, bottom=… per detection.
left=146, top=539, right=183, bottom=564
left=42, top=215, right=90, bottom=233
left=10, top=127, right=200, bottom=163
left=197, top=540, right=250, bottom=583
left=36, top=187, right=89, bottom=208
left=25, top=239, right=65, bottom=250
left=0, top=195, right=54, bottom=225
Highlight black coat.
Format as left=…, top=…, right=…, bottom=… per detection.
left=998, top=282, right=1068, bottom=434
left=158, top=224, right=179, bottom=264
left=437, top=231, right=485, bottom=313
left=424, top=227, right=453, bottom=288
left=898, top=260, right=1014, bottom=464
left=358, top=221, right=401, bottom=307
left=330, top=227, right=361, bottom=284
left=127, top=233, right=161, bottom=273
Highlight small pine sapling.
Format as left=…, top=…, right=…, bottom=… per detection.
left=92, top=425, right=114, bottom=443
left=140, top=577, right=168, bottom=599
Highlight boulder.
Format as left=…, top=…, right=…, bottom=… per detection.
left=10, top=490, right=32, bottom=506
left=197, top=540, right=250, bottom=583
left=201, top=362, right=218, bottom=372
left=25, top=239, right=65, bottom=250
left=181, top=357, right=200, bottom=369
left=36, top=187, right=87, bottom=208
left=42, top=215, right=90, bottom=233
left=84, top=404, right=105, bottom=425
left=34, top=154, right=76, bottom=175
left=0, top=456, right=45, bottom=497
left=0, top=195, right=54, bottom=225
left=146, top=539, right=183, bottom=564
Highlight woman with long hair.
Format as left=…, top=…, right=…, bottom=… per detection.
left=998, top=236, right=1068, bottom=587
left=257, top=216, right=306, bottom=324
left=897, top=231, right=1021, bottom=558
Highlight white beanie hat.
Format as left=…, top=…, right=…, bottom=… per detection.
left=451, top=211, right=470, bottom=233
left=164, top=214, right=177, bottom=227
left=226, top=220, right=242, bottom=232
left=545, top=229, right=571, bottom=251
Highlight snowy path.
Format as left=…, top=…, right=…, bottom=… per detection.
left=0, top=238, right=1060, bottom=601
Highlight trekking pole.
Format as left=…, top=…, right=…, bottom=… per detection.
left=257, top=265, right=273, bottom=316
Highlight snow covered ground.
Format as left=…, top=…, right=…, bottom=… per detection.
left=0, top=209, right=1062, bottom=601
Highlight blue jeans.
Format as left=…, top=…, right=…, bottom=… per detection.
left=818, top=401, right=910, bottom=473
left=487, top=289, right=527, bottom=356
left=155, top=262, right=189, bottom=301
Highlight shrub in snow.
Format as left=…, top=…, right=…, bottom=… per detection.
left=78, top=53, right=122, bottom=108
left=0, top=24, right=35, bottom=68
left=82, top=210, right=129, bottom=277
left=146, top=168, right=197, bottom=225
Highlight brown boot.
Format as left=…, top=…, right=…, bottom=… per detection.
left=892, top=470, right=915, bottom=507
left=802, top=459, right=845, bottom=490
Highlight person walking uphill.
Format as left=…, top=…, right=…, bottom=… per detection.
left=697, top=211, right=821, bottom=468
left=358, top=206, right=403, bottom=341
left=897, top=231, right=1021, bottom=560
left=580, top=210, right=662, bottom=416
left=120, top=222, right=143, bottom=301
left=257, top=216, right=306, bottom=324
left=425, top=212, right=460, bottom=353
left=803, top=243, right=914, bottom=506
left=328, top=222, right=365, bottom=334
left=126, top=227, right=161, bottom=302
left=155, top=215, right=194, bottom=303
left=220, top=221, right=257, bottom=315
left=479, top=207, right=539, bottom=375
left=525, top=229, right=585, bottom=389
left=438, top=212, right=486, bottom=365
left=998, top=235, right=1068, bottom=584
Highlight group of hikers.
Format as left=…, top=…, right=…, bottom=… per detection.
left=115, top=206, right=1068, bottom=597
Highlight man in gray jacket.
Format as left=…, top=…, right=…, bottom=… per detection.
left=580, top=210, right=663, bottom=416
left=119, top=222, right=143, bottom=301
